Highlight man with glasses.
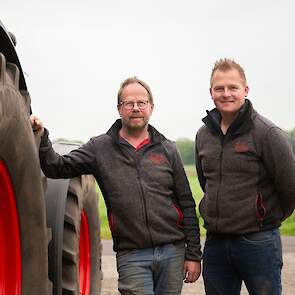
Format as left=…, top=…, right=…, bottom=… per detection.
left=31, top=77, right=202, bottom=295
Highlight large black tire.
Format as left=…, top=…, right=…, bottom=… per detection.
left=0, top=52, right=50, bottom=294
left=45, top=142, right=102, bottom=295
left=64, top=176, right=102, bottom=295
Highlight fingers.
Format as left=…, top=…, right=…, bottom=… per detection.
left=30, top=114, right=44, bottom=135
left=30, top=115, right=40, bottom=127
left=183, top=271, right=198, bottom=283
left=183, top=260, right=201, bottom=283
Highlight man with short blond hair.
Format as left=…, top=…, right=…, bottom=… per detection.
left=210, top=58, right=247, bottom=86
left=195, top=58, right=295, bottom=295
left=32, top=77, right=202, bottom=295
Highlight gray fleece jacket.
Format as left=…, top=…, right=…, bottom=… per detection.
left=40, top=119, right=202, bottom=261
left=195, top=100, right=295, bottom=234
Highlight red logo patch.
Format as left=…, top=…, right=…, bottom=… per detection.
left=148, top=153, right=167, bottom=165
left=234, top=141, right=250, bottom=153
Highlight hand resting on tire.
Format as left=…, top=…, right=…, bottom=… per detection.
left=30, top=114, right=44, bottom=136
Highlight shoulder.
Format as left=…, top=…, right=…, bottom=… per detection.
left=84, top=133, right=113, bottom=149
left=195, top=125, right=210, bottom=144
left=253, top=111, right=278, bottom=130
left=196, top=125, right=207, bottom=135
left=161, top=139, right=177, bottom=153
left=252, top=111, right=284, bottom=138
left=251, top=110, right=290, bottom=149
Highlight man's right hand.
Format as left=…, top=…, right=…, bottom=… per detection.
left=30, top=114, right=44, bottom=136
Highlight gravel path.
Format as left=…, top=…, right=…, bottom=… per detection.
left=101, top=238, right=295, bottom=295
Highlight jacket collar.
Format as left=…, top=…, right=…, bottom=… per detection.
left=202, top=99, right=255, bottom=137
left=106, top=119, right=167, bottom=144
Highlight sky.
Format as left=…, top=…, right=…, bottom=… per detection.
left=2, top=0, right=295, bottom=142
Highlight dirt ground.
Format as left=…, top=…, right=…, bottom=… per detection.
left=100, top=238, right=295, bottom=295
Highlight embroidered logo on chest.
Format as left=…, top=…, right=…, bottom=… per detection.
left=148, top=153, right=167, bottom=165
left=234, top=141, right=250, bottom=153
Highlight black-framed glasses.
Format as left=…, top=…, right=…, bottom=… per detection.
left=119, top=100, right=149, bottom=110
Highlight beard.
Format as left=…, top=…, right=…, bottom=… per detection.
left=122, top=116, right=149, bottom=133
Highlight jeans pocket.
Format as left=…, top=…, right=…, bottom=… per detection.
left=116, top=249, right=132, bottom=259
left=241, top=229, right=276, bottom=244
left=172, top=240, right=185, bottom=249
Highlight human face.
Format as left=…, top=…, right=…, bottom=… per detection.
left=118, top=82, right=154, bottom=132
left=210, top=69, right=249, bottom=118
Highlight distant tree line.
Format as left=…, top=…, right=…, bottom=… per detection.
left=176, top=138, right=195, bottom=165
left=176, top=128, right=295, bottom=166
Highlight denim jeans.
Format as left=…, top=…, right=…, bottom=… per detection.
left=116, top=242, right=185, bottom=295
left=203, top=228, right=283, bottom=295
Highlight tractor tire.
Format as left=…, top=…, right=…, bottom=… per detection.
left=45, top=142, right=102, bottom=295
left=0, top=52, right=50, bottom=294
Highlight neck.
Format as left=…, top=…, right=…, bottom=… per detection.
left=220, top=113, right=238, bottom=134
left=119, top=127, right=149, bottom=147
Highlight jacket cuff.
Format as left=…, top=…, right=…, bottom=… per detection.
left=39, top=128, right=52, bottom=154
left=185, top=246, right=202, bottom=261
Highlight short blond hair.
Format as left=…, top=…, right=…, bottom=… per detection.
left=117, top=77, right=154, bottom=105
left=210, top=58, right=247, bottom=86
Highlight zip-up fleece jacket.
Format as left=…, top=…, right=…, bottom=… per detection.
left=195, top=100, right=295, bottom=234
left=40, top=119, right=201, bottom=261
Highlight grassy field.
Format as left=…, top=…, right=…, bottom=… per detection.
left=97, top=165, right=295, bottom=239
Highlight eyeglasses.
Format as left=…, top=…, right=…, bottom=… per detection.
left=119, top=100, right=149, bottom=110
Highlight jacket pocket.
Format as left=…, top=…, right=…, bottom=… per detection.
left=256, top=192, right=267, bottom=227
left=171, top=203, right=183, bottom=228
left=108, top=211, right=117, bottom=234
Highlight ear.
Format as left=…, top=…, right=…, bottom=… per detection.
left=117, top=105, right=122, bottom=117
left=209, top=88, right=213, bottom=99
left=150, top=103, right=154, bottom=115
left=245, top=85, right=249, bottom=97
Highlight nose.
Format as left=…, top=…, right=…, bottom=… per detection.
left=223, top=88, right=231, bottom=97
left=132, top=102, right=140, bottom=111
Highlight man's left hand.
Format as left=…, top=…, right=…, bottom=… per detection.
left=183, top=260, right=201, bottom=283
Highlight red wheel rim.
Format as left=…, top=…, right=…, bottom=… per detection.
left=79, top=209, right=91, bottom=295
left=0, top=160, right=22, bottom=295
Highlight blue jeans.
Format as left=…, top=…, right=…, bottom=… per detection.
left=116, top=242, right=185, bottom=295
left=203, top=228, right=283, bottom=295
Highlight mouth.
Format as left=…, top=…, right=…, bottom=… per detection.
left=220, top=100, right=234, bottom=103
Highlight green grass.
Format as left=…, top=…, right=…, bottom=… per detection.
left=281, top=213, right=295, bottom=235
left=98, top=188, right=111, bottom=239
left=97, top=165, right=295, bottom=239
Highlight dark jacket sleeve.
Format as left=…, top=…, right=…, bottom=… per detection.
left=195, top=131, right=206, bottom=192
left=163, top=141, right=202, bottom=261
left=261, top=127, right=295, bottom=219
left=39, top=128, right=97, bottom=179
